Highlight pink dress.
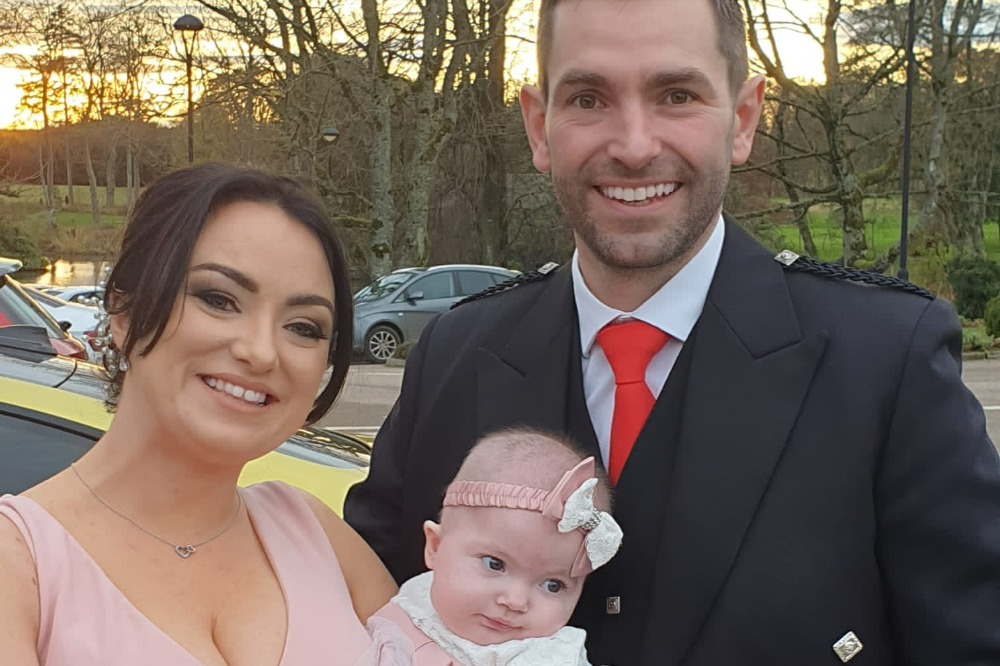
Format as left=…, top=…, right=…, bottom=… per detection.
left=0, top=481, right=371, bottom=665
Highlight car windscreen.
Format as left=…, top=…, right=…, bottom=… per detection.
left=0, top=277, right=64, bottom=335
left=354, top=273, right=414, bottom=303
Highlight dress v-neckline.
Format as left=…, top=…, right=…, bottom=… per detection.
left=18, top=488, right=292, bottom=665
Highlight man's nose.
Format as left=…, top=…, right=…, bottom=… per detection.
left=606, top=102, right=660, bottom=170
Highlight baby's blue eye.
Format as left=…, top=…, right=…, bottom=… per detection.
left=543, top=579, right=565, bottom=593
left=481, top=556, right=505, bottom=572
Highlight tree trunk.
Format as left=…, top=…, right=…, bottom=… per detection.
left=125, top=138, right=136, bottom=210
left=368, top=78, right=395, bottom=278
left=398, top=0, right=448, bottom=267
left=64, top=139, right=74, bottom=206
left=84, top=137, right=100, bottom=227
left=105, top=141, right=117, bottom=209
left=362, top=0, right=396, bottom=279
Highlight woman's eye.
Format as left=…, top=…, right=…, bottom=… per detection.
left=481, top=556, right=505, bottom=572
left=196, top=291, right=237, bottom=312
left=543, top=579, right=565, bottom=593
left=287, top=321, right=327, bottom=340
left=571, top=94, right=599, bottom=110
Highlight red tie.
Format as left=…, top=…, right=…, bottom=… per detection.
left=596, top=320, right=670, bottom=485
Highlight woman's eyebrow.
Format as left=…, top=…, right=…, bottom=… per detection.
left=288, top=294, right=335, bottom=317
left=191, top=262, right=333, bottom=315
left=191, top=263, right=258, bottom=292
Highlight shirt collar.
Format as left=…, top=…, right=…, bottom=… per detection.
left=572, top=214, right=725, bottom=357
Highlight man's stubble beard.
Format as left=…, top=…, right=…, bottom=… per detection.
left=553, top=165, right=730, bottom=273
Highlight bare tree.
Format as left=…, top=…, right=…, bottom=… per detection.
left=741, top=0, right=906, bottom=265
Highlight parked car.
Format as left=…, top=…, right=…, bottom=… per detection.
left=23, top=285, right=101, bottom=361
left=0, top=258, right=88, bottom=360
left=353, top=264, right=519, bottom=363
left=0, top=374, right=370, bottom=513
left=30, top=284, right=105, bottom=305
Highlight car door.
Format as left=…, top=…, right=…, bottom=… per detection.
left=0, top=407, right=98, bottom=494
left=393, top=271, right=456, bottom=342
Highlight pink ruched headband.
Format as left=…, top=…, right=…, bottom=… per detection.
left=442, top=456, right=622, bottom=576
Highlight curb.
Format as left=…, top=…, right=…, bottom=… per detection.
left=385, top=358, right=406, bottom=367
left=963, top=351, right=1000, bottom=361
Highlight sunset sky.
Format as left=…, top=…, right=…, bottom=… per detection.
left=0, top=1, right=830, bottom=130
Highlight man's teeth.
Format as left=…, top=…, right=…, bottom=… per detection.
left=601, top=183, right=678, bottom=202
left=203, top=377, right=267, bottom=405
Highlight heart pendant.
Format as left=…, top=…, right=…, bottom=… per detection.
left=174, top=545, right=196, bottom=558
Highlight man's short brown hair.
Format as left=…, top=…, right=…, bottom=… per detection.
left=536, top=0, right=749, bottom=99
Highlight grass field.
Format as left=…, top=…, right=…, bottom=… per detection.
left=772, top=200, right=1000, bottom=263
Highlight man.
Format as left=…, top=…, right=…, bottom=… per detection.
left=345, top=0, right=1000, bottom=663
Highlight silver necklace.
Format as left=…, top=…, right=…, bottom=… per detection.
left=70, top=463, right=243, bottom=559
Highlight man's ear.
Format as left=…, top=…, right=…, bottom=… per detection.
left=520, top=84, right=551, bottom=174
left=731, top=74, right=766, bottom=166
left=423, top=520, right=443, bottom=570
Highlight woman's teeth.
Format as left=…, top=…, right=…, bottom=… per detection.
left=203, top=377, right=267, bottom=405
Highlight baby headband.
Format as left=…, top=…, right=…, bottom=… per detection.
left=442, top=456, right=623, bottom=577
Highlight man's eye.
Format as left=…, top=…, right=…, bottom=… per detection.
left=543, top=579, right=565, bottom=593
left=572, top=94, right=599, bottom=110
left=667, top=91, right=693, bottom=105
left=481, top=556, right=505, bottom=572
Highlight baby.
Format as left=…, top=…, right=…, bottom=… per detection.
left=362, top=428, right=623, bottom=665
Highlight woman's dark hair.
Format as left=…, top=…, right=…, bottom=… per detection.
left=105, top=162, right=353, bottom=425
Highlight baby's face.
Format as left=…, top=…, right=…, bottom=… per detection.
left=424, top=507, right=586, bottom=645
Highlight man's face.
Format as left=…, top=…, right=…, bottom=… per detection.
left=521, top=0, right=763, bottom=279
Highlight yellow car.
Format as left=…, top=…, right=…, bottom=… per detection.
left=0, top=376, right=369, bottom=514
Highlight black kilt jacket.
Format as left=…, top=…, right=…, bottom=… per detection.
left=344, top=220, right=1000, bottom=665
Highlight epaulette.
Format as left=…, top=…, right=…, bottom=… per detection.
left=774, top=250, right=934, bottom=300
left=451, top=262, right=561, bottom=309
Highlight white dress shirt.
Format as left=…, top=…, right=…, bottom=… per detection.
left=572, top=215, right=725, bottom=468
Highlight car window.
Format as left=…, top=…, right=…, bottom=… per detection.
left=0, top=409, right=98, bottom=494
left=25, top=288, right=68, bottom=307
left=457, top=271, right=498, bottom=296
left=0, top=278, right=63, bottom=335
left=406, top=272, right=454, bottom=300
left=354, top=273, right=414, bottom=303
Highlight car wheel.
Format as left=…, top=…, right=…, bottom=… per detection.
left=364, top=325, right=401, bottom=363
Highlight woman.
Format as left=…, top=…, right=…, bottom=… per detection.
left=0, top=164, right=397, bottom=664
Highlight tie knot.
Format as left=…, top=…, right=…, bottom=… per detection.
left=596, top=320, right=670, bottom=385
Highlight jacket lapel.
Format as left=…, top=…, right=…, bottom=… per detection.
left=475, top=267, right=579, bottom=440
left=643, top=224, right=828, bottom=664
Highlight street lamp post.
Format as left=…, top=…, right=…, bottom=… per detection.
left=320, top=127, right=340, bottom=181
left=174, top=14, right=204, bottom=164
left=898, top=0, right=918, bottom=280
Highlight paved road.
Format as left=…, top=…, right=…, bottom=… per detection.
left=322, top=359, right=1000, bottom=452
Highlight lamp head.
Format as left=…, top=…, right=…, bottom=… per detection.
left=173, top=14, right=204, bottom=33
left=320, top=127, right=341, bottom=144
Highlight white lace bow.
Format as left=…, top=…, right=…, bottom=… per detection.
left=556, top=478, right=622, bottom=570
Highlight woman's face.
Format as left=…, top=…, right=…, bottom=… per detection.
left=113, top=200, right=336, bottom=465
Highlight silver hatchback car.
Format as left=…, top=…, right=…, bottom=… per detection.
left=353, top=264, right=518, bottom=362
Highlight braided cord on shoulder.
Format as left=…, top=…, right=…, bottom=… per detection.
left=780, top=253, right=934, bottom=300
left=451, top=262, right=560, bottom=309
